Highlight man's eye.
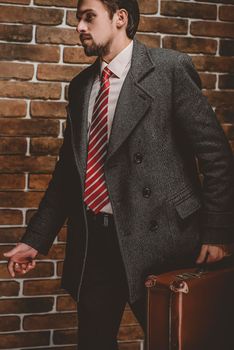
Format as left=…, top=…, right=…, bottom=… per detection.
left=86, top=13, right=95, bottom=22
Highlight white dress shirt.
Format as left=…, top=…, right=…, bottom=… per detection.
left=87, top=40, right=133, bottom=214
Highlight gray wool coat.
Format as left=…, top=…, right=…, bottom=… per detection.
left=21, top=39, right=234, bottom=303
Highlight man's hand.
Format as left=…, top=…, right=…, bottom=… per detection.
left=3, top=243, right=38, bottom=278
left=196, top=244, right=231, bottom=264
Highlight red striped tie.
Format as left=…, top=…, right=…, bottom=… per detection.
left=84, top=66, right=113, bottom=214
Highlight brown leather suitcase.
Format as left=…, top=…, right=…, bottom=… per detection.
left=145, top=258, right=234, bottom=350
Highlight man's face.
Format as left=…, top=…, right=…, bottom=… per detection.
left=76, top=0, right=117, bottom=57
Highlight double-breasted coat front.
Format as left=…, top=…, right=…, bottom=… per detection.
left=21, top=39, right=234, bottom=303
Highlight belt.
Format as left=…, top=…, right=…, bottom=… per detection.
left=86, top=209, right=114, bottom=228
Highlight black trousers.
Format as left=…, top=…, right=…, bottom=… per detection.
left=77, top=211, right=147, bottom=350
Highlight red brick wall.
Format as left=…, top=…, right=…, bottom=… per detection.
left=0, top=0, right=234, bottom=349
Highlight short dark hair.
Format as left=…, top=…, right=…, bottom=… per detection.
left=100, top=0, right=140, bottom=39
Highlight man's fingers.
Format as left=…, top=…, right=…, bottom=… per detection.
left=207, top=247, right=225, bottom=263
left=14, top=262, right=22, bottom=272
left=3, top=243, right=38, bottom=261
left=7, top=260, right=36, bottom=277
left=196, top=245, right=208, bottom=264
left=8, top=260, right=16, bottom=278
left=198, top=245, right=227, bottom=264
left=3, top=247, right=19, bottom=258
left=24, top=260, right=36, bottom=273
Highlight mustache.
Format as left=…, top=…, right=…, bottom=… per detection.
left=80, top=34, right=92, bottom=41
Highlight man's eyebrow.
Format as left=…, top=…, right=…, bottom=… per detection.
left=76, top=9, right=95, bottom=19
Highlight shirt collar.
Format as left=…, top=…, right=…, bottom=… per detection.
left=100, top=40, right=133, bottom=79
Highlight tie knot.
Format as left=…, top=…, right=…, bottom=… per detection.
left=101, top=67, right=113, bottom=83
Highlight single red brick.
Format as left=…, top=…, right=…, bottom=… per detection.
left=0, top=5, right=63, bottom=25
left=1, top=0, right=30, bottom=3
left=0, top=297, right=54, bottom=314
left=0, top=228, right=25, bottom=244
left=29, top=174, right=52, bottom=190
left=0, top=62, right=34, bottom=80
left=136, top=34, right=160, bottom=48
left=0, top=281, right=20, bottom=297
left=0, top=119, right=59, bottom=137
left=219, top=74, right=234, bottom=89
left=138, top=0, right=158, bottom=14
left=0, top=81, right=61, bottom=99
left=0, top=24, right=32, bottom=42
left=161, top=1, right=217, bottom=19
left=66, top=10, right=77, bottom=27
left=191, top=21, right=234, bottom=39
left=0, top=191, right=44, bottom=208
left=138, top=17, right=188, bottom=34
left=220, top=39, right=234, bottom=56
left=31, top=137, right=63, bottom=155
left=34, top=0, right=77, bottom=7
left=37, top=64, right=83, bottom=82
left=118, top=325, right=144, bottom=341
left=23, top=312, right=77, bottom=330
left=0, top=174, right=25, bottom=190
left=0, top=209, right=23, bottom=225
left=0, top=43, right=60, bottom=63
left=204, top=90, right=234, bottom=108
left=192, top=56, right=234, bottom=73
left=53, top=329, right=77, bottom=345
left=0, top=316, right=20, bottom=332
left=23, top=279, right=64, bottom=296
left=219, top=5, right=234, bottom=21
left=199, top=73, right=217, bottom=89
left=56, top=296, right=77, bottom=312
left=0, top=331, right=50, bottom=348
left=30, top=101, right=67, bottom=119
left=163, top=36, right=217, bottom=54
left=0, top=156, right=56, bottom=174
left=36, top=26, right=79, bottom=45
left=63, top=47, right=95, bottom=64
left=0, top=99, right=27, bottom=118
left=0, top=137, right=27, bottom=155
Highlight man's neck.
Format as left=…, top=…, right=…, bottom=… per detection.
left=101, top=37, right=132, bottom=63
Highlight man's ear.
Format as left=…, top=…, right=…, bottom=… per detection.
left=115, top=9, right=128, bottom=29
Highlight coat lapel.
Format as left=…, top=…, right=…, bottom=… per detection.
left=69, top=59, right=99, bottom=187
left=106, top=39, right=155, bottom=162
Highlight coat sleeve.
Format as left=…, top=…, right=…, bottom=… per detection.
left=20, top=115, right=73, bottom=255
left=173, top=53, right=234, bottom=244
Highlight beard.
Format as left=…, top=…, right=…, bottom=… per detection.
left=81, top=36, right=110, bottom=57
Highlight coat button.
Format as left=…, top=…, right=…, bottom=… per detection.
left=149, top=220, right=159, bottom=232
left=134, top=152, right=143, bottom=164
left=143, top=187, right=151, bottom=198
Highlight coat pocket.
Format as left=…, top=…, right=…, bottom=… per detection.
left=166, top=186, right=202, bottom=256
left=169, top=186, right=202, bottom=220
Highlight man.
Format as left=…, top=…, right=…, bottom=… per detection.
left=4, top=0, right=234, bottom=349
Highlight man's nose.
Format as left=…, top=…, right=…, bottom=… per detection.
left=76, top=20, right=87, bottom=33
